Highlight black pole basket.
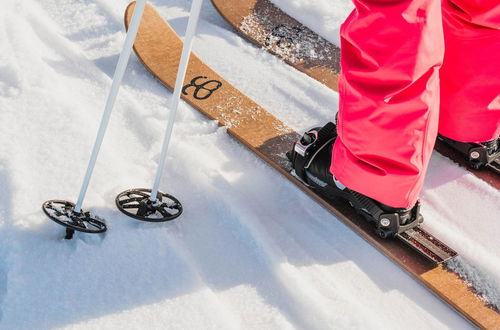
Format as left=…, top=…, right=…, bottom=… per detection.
left=42, top=200, right=107, bottom=239
left=115, top=188, right=182, bottom=222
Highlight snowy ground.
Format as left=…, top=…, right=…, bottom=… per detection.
left=0, top=0, right=498, bottom=329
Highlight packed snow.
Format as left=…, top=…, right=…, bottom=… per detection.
left=0, top=0, right=498, bottom=329
left=270, top=0, right=354, bottom=46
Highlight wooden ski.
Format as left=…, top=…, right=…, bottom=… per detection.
left=125, top=2, right=500, bottom=328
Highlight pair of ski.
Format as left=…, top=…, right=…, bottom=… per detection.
left=125, top=2, right=499, bottom=328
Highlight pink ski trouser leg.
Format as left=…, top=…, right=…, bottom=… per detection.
left=439, top=0, right=500, bottom=142
left=331, top=0, right=444, bottom=208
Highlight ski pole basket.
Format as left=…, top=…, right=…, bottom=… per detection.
left=115, top=188, right=182, bottom=222
left=42, top=200, right=107, bottom=239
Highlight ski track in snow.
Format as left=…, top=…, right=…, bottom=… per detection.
left=0, top=0, right=496, bottom=328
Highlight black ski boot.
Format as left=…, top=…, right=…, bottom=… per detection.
left=287, top=122, right=424, bottom=239
left=437, top=134, right=500, bottom=170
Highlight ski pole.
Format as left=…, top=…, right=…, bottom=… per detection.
left=43, top=0, right=148, bottom=238
left=150, top=0, right=203, bottom=200
left=116, top=0, right=203, bottom=222
left=74, top=0, right=147, bottom=213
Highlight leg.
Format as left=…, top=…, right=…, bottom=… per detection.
left=439, top=0, right=500, bottom=143
left=331, top=0, right=444, bottom=208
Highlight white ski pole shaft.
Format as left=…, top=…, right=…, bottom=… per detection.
left=74, top=0, right=147, bottom=213
left=150, top=0, right=203, bottom=200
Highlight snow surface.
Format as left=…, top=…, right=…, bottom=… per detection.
left=270, top=0, right=354, bottom=46
left=0, top=0, right=498, bottom=329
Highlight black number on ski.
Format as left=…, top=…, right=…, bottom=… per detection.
left=265, top=24, right=303, bottom=49
left=182, top=76, right=222, bottom=100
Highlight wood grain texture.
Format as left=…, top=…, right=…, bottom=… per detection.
left=125, top=3, right=500, bottom=328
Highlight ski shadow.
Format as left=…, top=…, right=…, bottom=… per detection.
left=92, top=53, right=122, bottom=80
left=90, top=52, right=169, bottom=100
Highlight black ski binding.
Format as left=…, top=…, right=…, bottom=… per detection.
left=437, top=134, right=499, bottom=170
left=349, top=191, right=424, bottom=239
left=116, top=188, right=182, bottom=222
left=42, top=200, right=107, bottom=239
left=286, top=122, right=337, bottom=179
left=288, top=123, right=423, bottom=239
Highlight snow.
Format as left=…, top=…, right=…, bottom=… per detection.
left=0, top=0, right=497, bottom=329
left=270, top=0, right=354, bottom=46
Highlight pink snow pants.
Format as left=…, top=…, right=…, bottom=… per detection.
left=331, top=0, right=500, bottom=208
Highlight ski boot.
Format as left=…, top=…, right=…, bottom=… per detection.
left=287, top=122, right=423, bottom=239
left=437, top=134, right=500, bottom=170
